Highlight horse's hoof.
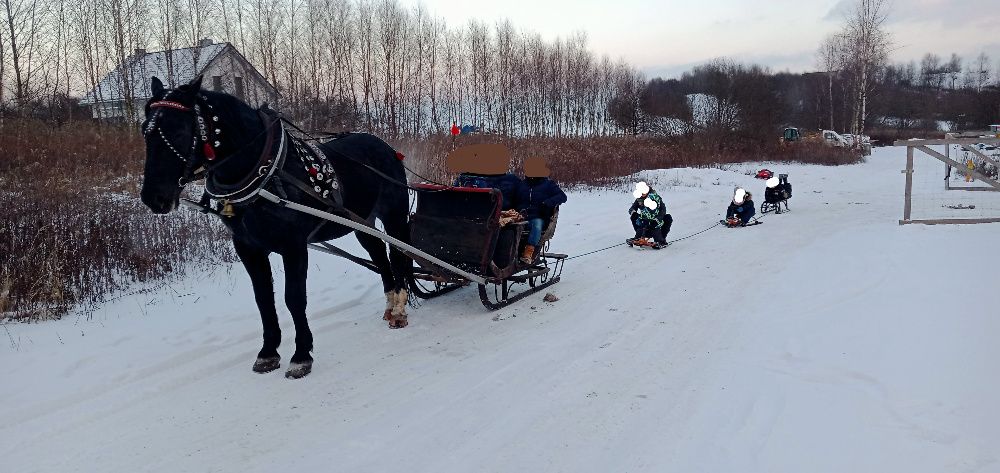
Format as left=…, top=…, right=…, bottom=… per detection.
left=253, top=356, right=281, bottom=373
left=285, top=361, right=313, bottom=379
left=382, top=309, right=393, bottom=321
left=387, top=314, right=408, bottom=329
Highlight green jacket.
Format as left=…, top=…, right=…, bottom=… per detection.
left=629, top=191, right=667, bottom=228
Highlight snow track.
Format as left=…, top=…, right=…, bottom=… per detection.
left=3, top=147, right=999, bottom=472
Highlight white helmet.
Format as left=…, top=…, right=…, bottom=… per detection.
left=766, top=176, right=780, bottom=188
left=734, top=188, right=747, bottom=204
left=633, top=181, right=650, bottom=199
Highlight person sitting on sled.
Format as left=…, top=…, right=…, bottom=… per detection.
left=628, top=181, right=672, bottom=249
left=725, top=188, right=756, bottom=226
left=517, top=156, right=567, bottom=264
left=449, top=143, right=525, bottom=211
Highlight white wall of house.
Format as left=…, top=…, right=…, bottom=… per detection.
left=90, top=100, right=146, bottom=120
left=200, top=52, right=278, bottom=108
left=86, top=45, right=278, bottom=121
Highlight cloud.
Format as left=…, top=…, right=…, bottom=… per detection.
left=823, top=0, right=1000, bottom=29
left=886, top=0, right=1000, bottom=26
left=823, top=0, right=853, bottom=21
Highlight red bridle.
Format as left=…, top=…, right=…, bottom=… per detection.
left=149, top=100, right=192, bottom=112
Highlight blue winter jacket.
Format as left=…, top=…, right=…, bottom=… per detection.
left=726, top=199, right=756, bottom=223
left=518, top=177, right=568, bottom=220
left=454, top=173, right=525, bottom=210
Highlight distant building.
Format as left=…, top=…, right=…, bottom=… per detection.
left=80, top=39, right=279, bottom=121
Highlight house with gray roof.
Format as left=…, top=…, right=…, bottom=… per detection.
left=81, top=39, right=279, bottom=121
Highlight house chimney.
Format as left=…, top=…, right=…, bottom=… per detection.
left=198, top=38, right=214, bottom=48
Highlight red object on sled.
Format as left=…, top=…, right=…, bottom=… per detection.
left=755, top=169, right=773, bottom=179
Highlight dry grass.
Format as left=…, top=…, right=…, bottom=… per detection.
left=866, top=127, right=944, bottom=146
left=0, top=119, right=236, bottom=321
left=394, top=134, right=863, bottom=187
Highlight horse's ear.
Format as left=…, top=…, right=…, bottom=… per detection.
left=151, top=76, right=165, bottom=96
left=189, top=75, right=203, bottom=90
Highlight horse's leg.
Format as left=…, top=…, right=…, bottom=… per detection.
left=281, top=245, right=314, bottom=379
left=355, top=231, right=404, bottom=328
left=234, top=240, right=282, bottom=373
left=382, top=212, right=413, bottom=323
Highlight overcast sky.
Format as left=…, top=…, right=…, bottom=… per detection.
left=400, top=0, right=1000, bottom=78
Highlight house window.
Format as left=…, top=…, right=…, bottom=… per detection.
left=212, top=76, right=222, bottom=92
left=234, top=77, right=244, bottom=100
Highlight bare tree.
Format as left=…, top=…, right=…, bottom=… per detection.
left=817, top=33, right=845, bottom=130
left=841, top=0, right=891, bottom=135
left=971, top=52, right=990, bottom=92
left=4, top=0, right=642, bottom=136
left=183, top=0, right=212, bottom=50
left=920, top=53, right=941, bottom=88
left=101, top=0, right=150, bottom=122
left=945, top=53, right=961, bottom=90
left=154, top=0, right=183, bottom=87
left=4, top=0, right=49, bottom=109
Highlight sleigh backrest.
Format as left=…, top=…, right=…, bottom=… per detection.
left=410, top=184, right=501, bottom=273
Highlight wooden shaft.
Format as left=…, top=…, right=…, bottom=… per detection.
left=258, top=189, right=488, bottom=285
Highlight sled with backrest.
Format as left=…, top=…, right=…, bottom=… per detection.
left=761, top=173, right=792, bottom=214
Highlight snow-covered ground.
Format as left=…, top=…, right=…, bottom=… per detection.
left=3, top=146, right=999, bottom=473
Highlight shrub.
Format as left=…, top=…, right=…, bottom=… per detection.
left=0, top=120, right=236, bottom=320
left=392, top=134, right=863, bottom=187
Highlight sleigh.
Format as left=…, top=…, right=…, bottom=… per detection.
left=406, top=184, right=565, bottom=310
left=255, top=184, right=565, bottom=311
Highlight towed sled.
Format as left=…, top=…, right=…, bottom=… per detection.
left=625, top=237, right=668, bottom=249
left=721, top=218, right=763, bottom=228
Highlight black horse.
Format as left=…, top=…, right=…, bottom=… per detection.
left=140, top=76, right=412, bottom=379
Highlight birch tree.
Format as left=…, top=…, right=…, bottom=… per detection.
left=842, top=0, right=891, bottom=135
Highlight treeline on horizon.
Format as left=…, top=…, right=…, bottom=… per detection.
left=1, top=0, right=996, bottom=144
left=639, top=54, right=1000, bottom=146
left=1, top=0, right=643, bottom=138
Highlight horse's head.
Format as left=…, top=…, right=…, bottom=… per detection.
left=140, top=76, right=205, bottom=214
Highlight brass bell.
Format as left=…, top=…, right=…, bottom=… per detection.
left=220, top=200, right=235, bottom=217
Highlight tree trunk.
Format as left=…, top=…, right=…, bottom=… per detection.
left=828, top=72, right=835, bottom=130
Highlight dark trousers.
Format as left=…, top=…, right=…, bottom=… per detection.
left=631, top=214, right=673, bottom=243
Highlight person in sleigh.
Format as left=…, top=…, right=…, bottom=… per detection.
left=516, top=156, right=567, bottom=264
